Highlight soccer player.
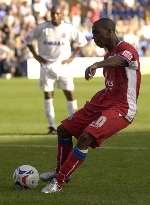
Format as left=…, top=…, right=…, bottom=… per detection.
left=40, top=18, right=141, bottom=193
left=24, top=5, right=87, bottom=134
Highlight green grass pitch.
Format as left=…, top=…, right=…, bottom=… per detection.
left=0, top=75, right=150, bottom=205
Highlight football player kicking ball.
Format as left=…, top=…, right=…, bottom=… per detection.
left=40, top=18, right=141, bottom=193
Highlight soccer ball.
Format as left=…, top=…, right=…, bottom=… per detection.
left=13, top=165, right=39, bottom=189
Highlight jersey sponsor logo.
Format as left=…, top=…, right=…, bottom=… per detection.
left=122, top=50, right=133, bottom=61
left=106, top=80, right=114, bottom=90
left=106, top=80, right=114, bottom=87
left=43, top=40, right=64, bottom=46
left=89, top=116, right=107, bottom=128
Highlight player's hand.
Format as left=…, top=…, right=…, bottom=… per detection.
left=85, top=64, right=97, bottom=80
left=61, top=57, right=73, bottom=64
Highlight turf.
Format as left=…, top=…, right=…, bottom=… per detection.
left=0, top=76, right=150, bottom=205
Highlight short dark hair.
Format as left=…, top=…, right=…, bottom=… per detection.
left=93, top=18, right=116, bottom=32
left=51, top=4, right=61, bottom=12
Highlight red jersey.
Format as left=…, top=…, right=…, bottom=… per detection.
left=89, top=41, right=141, bottom=122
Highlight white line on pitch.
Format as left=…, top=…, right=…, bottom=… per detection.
left=0, top=144, right=150, bottom=150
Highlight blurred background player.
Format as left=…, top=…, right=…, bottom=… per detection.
left=24, top=4, right=87, bottom=134
left=40, top=18, right=141, bottom=193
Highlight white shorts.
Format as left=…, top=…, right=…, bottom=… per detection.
left=39, top=62, right=74, bottom=92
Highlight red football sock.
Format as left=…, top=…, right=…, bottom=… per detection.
left=56, top=146, right=87, bottom=185
left=56, top=137, right=73, bottom=173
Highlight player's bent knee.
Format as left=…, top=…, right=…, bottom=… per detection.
left=77, top=132, right=95, bottom=150
left=57, top=124, right=72, bottom=139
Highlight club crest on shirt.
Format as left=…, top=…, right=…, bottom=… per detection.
left=122, top=50, right=133, bottom=61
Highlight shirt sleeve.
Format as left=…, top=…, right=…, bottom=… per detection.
left=118, top=44, right=139, bottom=70
left=118, top=49, right=133, bottom=64
left=71, top=25, right=87, bottom=47
left=23, top=26, right=42, bottom=45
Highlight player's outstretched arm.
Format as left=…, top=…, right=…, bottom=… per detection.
left=85, top=55, right=128, bottom=80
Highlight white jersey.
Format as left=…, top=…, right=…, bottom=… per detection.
left=24, top=21, right=87, bottom=62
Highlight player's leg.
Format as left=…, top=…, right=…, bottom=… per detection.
left=56, top=125, right=94, bottom=175
left=41, top=130, right=94, bottom=193
left=44, top=91, right=57, bottom=134
left=55, top=132, right=94, bottom=185
left=50, top=102, right=101, bottom=180
left=40, top=64, right=57, bottom=134
left=59, top=76, right=78, bottom=115
left=40, top=124, right=73, bottom=181
left=63, top=90, right=77, bottom=115
left=40, top=121, right=94, bottom=183
left=41, top=104, right=99, bottom=193
left=63, top=89, right=78, bottom=115
left=55, top=112, right=130, bottom=188
left=56, top=125, right=73, bottom=172
left=52, top=102, right=102, bottom=178
left=41, top=109, right=130, bottom=193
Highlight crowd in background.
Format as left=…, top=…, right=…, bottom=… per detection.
left=0, top=0, right=150, bottom=78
